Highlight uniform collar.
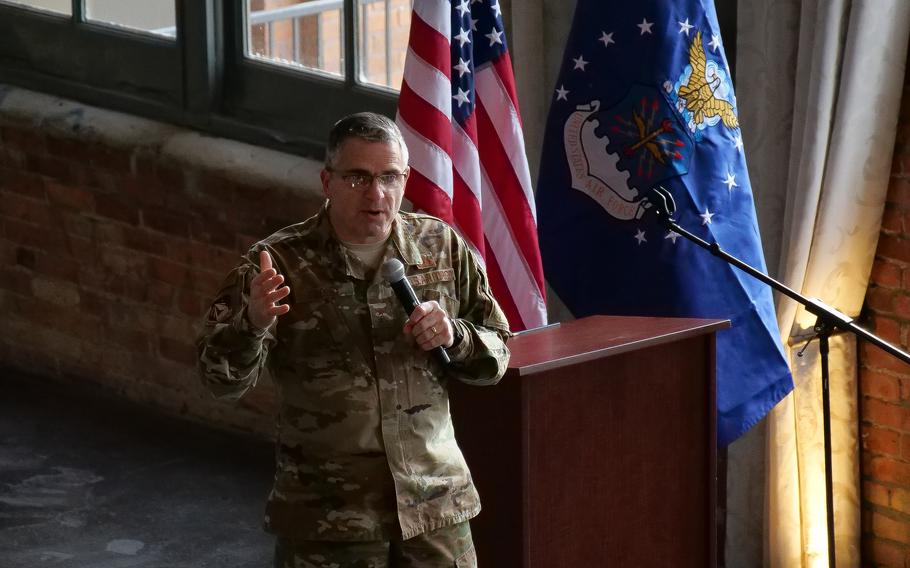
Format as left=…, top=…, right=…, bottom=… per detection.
left=311, top=201, right=435, bottom=274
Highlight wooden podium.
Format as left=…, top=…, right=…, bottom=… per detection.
left=449, top=315, right=729, bottom=567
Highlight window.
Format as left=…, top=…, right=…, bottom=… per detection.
left=0, top=0, right=412, bottom=157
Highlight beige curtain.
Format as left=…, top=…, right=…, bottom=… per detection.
left=733, top=0, right=910, bottom=566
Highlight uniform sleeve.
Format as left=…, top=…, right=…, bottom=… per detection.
left=444, top=235, right=512, bottom=386
left=196, top=251, right=276, bottom=400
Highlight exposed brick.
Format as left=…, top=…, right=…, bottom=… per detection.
left=889, top=177, right=910, bottom=201
left=867, top=536, right=906, bottom=567
left=121, top=228, right=168, bottom=255
left=141, top=207, right=190, bottom=237
left=0, top=337, right=60, bottom=378
left=117, top=175, right=168, bottom=208
left=0, top=166, right=45, bottom=198
left=133, top=154, right=186, bottom=195
left=0, top=147, right=26, bottom=168
left=882, top=206, right=905, bottom=234
left=26, top=154, right=82, bottom=184
left=0, top=190, right=54, bottom=225
left=98, top=246, right=146, bottom=277
left=45, top=181, right=94, bottom=211
left=870, top=456, right=910, bottom=485
left=2, top=125, right=46, bottom=154
left=103, top=324, right=151, bottom=354
left=31, top=277, right=80, bottom=307
left=873, top=512, right=910, bottom=544
left=866, top=481, right=893, bottom=508
left=11, top=294, right=102, bottom=337
left=893, top=487, right=910, bottom=516
left=189, top=217, right=238, bottom=249
left=154, top=314, right=198, bottom=345
left=4, top=317, right=82, bottom=361
left=4, top=217, right=70, bottom=253
left=879, top=235, right=910, bottom=266
left=864, top=398, right=909, bottom=431
left=0, top=267, right=34, bottom=296
left=176, top=289, right=203, bottom=318
left=869, top=287, right=897, bottom=313
left=864, top=342, right=910, bottom=375
left=93, top=193, right=140, bottom=225
left=862, top=369, right=902, bottom=402
left=147, top=279, right=175, bottom=309
left=875, top=316, right=904, bottom=344
left=158, top=336, right=198, bottom=367
left=864, top=425, right=902, bottom=457
left=147, top=257, right=189, bottom=286
left=873, top=259, right=904, bottom=289
left=168, top=240, right=239, bottom=274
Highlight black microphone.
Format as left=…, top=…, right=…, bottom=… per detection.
left=381, top=258, right=451, bottom=365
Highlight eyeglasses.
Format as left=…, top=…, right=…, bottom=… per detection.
left=330, top=169, right=408, bottom=191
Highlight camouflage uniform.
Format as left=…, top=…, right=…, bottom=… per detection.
left=197, top=203, right=510, bottom=548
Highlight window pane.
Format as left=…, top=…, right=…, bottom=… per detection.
left=246, top=0, right=344, bottom=78
left=0, top=0, right=71, bottom=15
left=357, top=0, right=410, bottom=90
left=85, top=0, right=176, bottom=39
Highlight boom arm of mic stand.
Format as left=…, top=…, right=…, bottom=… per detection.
left=652, top=211, right=910, bottom=365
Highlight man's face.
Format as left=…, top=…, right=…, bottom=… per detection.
left=321, top=138, right=409, bottom=244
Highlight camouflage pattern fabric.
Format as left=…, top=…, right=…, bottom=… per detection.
left=197, top=202, right=510, bottom=542
left=273, top=521, right=476, bottom=567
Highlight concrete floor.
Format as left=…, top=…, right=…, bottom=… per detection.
left=0, top=371, right=276, bottom=567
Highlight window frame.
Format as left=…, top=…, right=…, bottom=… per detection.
left=0, top=0, right=399, bottom=159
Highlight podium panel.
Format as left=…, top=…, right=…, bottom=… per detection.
left=450, top=315, right=728, bottom=568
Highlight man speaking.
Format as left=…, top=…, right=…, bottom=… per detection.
left=197, top=112, right=510, bottom=567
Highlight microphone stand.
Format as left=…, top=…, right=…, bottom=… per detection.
left=648, top=186, right=910, bottom=568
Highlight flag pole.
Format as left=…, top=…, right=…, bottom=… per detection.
left=649, top=185, right=910, bottom=568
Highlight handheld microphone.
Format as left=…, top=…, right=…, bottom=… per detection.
left=381, top=258, right=451, bottom=365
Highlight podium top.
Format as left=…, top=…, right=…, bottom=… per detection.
left=505, top=315, right=730, bottom=376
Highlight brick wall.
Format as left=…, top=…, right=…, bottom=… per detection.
left=0, top=91, right=324, bottom=438
left=862, top=65, right=910, bottom=565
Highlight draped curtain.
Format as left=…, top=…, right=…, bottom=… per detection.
left=730, top=0, right=910, bottom=566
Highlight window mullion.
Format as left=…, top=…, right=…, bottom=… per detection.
left=344, top=0, right=355, bottom=86
left=71, top=0, right=83, bottom=23
left=178, top=0, right=223, bottom=113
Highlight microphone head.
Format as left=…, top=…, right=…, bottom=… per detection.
left=380, top=258, right=406, bottom=283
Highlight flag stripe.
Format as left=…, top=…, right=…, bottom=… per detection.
left=405, top=168, right=455, bottom=225
left=475, top=64, right=536, bottom=221
left=413, top=0, right=450, bottom=40
left=452, top=169, right=485, bottom=256
left=491, top=53, right=523, bottom=128
left=482, top=242, right=526, bottom=330
left=398, top=82, right=453, bottom=158
left=451, top=119, right=482, bottom=203
left=408, top=9, right=451, bottom=79
left=481, top=172, right=547, bottom=327
left=474, top=98, right=546, bottom=293
left=397, top=114, right=454, bottom=200
left=402, top=49, right=453, bottom=118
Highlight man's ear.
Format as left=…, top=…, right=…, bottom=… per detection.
left=320, top=169, right=331, bottom=198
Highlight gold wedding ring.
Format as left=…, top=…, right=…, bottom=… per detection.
left=431, top=326, right=438, bottom=335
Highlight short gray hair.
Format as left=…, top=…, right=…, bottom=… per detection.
left=324, top=112, right=409, bottom=169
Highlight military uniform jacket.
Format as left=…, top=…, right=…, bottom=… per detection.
left=197, top=204, right=511, bottom=541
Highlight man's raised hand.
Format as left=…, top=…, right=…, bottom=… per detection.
left=247, top=250, right=291, bottom=331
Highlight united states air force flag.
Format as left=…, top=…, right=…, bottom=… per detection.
left=536, top=0, right=793, bottom=445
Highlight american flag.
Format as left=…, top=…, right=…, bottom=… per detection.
left=396, top=0, right=547, bottom=331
